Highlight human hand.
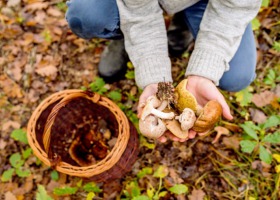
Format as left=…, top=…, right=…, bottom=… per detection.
left=157, top=75, right=233, bottom=143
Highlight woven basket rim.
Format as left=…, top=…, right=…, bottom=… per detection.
left=27, top=89, right=130, bottom=177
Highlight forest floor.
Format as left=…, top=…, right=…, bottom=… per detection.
left=0, top=0, right=280, bottom=199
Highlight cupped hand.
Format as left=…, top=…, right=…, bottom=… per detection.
left=137, top=76, right=233, bottom=143
left=186, top=75, right=233, bottom=121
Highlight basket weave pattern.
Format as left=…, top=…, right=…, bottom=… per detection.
left=27, top=90, right=137, bottom=179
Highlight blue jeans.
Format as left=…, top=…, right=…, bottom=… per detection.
left=66, top=0, right=257, bottom=92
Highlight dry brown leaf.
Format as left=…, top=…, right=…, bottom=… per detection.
left=252, top=90, right=276, bottom=107
left=25, top=2, right=48, bottom=11
left=35, top=65, right=58, bottom=77
left=0, top=139, right=7, bottom=150
left=0, top=75, right=24, bottom=98
left=1, top=120, right=20, bottom=131
left=4, top=191, right=17, bottom=200
left=188, top=189, right=206, bottom=200
left=249, top=108, right=267, bottom=124
left=222, top=135, right=240, bottom=150
left=47, top=7, right=62, bottom=17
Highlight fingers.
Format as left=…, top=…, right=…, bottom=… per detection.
left=216, top=94, right=233, bottom=120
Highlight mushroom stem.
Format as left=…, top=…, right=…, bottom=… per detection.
left=151, top=108, right=175, bottom=119
left=157, top=100, right=168, bottom=111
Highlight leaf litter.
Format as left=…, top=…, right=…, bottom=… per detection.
left=0, top=0, right=280, bottom=199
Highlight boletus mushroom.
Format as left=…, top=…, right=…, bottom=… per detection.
left=192, top=100, right=223, bottom=133
left=174, top=79, right=198, bottom=113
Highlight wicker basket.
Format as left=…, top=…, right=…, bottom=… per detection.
left=27, top=89, right=139, bottom=182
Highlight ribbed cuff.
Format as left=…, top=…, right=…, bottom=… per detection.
left=185, top=49, right=230, bottom=85
left=134, top=56, right=173, bottom=89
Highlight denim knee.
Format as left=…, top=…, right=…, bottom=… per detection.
left=65, top=0, right=122, bottom=39
left=218, top=24, right=257, bottom=92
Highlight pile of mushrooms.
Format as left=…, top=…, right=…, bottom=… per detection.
left=139, top=79, right=222, bottom=140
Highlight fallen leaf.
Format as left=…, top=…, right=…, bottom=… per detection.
left=7, top=0, right=20, bottom=7
left=252, top=90, right=276, bottom=107
left=249, top=108, right=267, bottom=124
left=1, top=120, right=21, bottom=131
left=0, top=139, right=7, bottom=150
left=47, top=7, right=62, bottom=17
left=35, top=65, right=58, bottom=77
left=188, top=189, right=206, bottom=200
left=4, top=191, right=17, bottom=200
left=0, top=75, right=24, bottom=98
left=222, top=135, right=240, bottom=150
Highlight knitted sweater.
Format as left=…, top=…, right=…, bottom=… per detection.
left=116, top=0, right=261, bottom=89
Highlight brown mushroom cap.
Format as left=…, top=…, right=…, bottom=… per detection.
left=164, top=119, right=189, bottom=139
left=174, top=79, right=198, bottom=113
left=192, top=100, right=222, bottom=132
left=139, top=115, right=167, bottom=139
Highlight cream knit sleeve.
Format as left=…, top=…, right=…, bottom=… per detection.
left=116, top=0, right=172, bottom=89
left=185, top=0, right=262, bottom=85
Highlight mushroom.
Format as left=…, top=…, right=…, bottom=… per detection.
left=192, top=100, right=223, bottom=133
left=139, top=115, right=167, bottom=139
left=174, top=79, right=198, bottom=113
left=69, top=136, right=97, bottom=166
left=175, top=108, right=196, bottom=131
left=163, top=119, right=189, bottom=139
left=140, top=95, right=175, bottom=120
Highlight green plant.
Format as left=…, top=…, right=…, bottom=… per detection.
left=1, top=129, right=32, bottom=182
left=53, top=180, right=102, bottom=198
left=239, top=115, right=280, bottom=164
left=36, top=185, right=54, bottom=200
left=272, top=41, right=280, bottom=52
left=88, top=77, right=108, bottom=94
left=264, top=69, right=280, bottom=88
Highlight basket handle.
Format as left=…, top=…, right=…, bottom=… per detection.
left=43, top=91, right=100, bottom=162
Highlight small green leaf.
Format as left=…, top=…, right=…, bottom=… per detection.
left=36, top=185, right=54, bottom=200
left=1, top=168, right=15, bottom=182
left=259, top=145, right=272, bottom=164
left=240, top=140, right=257, bottom=153
left=262, top=132, right=280, bottom=143
left=11, top=129, right=28, bottom=144
left=262, top=115, right=280, bottom=129
left=9, top=153, right=24, bottom=168
left=272, top=41, right=280, bottom=52
left=83, top=182, right=102, bottom=193
left=132, top=196, right=150, bottom=200
left=169, top=184, right=188, bottom=195
left=235, top=87, right=253, bottom=107
left=147, top=186, right=155, bottom=199
left=158, top=191, right=168, bottom=198
left=127, top=61, right=134, bottom=69
left=125, top=70, right=135, bottom=79
left=15, top=168, right=31, bottom=177
left=53, top=186, right=78, bottom=195
left=137, top=167, right=153, bottom=179
left=22, top=148, right=33, bottom=159
left=50, top=170, right=59, bottom=181
left=89, top=77, right=108, bottom=94
left=240, top=124, right=259, bottom=141
left=153, top=165, right=168, bottom=178
left=131, top=185, right=141, bottom=197
left=108, top=91, right=122, bottom=102
left=261, top=0, right=270, bottom=7
left=251, top=18, right=261, bottom=31
left=86, top=192, right=95, bottom=200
